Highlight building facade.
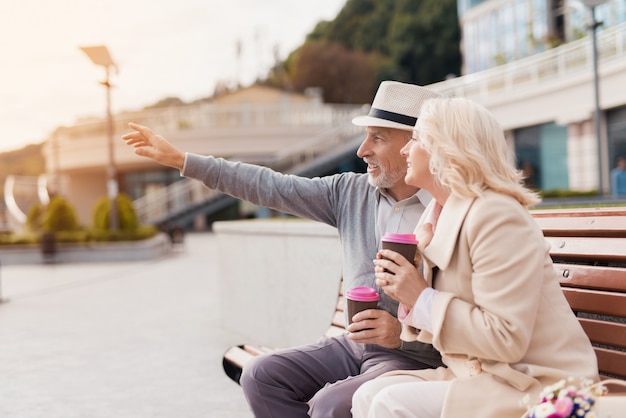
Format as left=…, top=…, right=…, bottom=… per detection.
left=22, top=1, right=626, bottom=232
left=37, top=85, right=364, bottom=228
left=431, top=0, right=626, bottom=194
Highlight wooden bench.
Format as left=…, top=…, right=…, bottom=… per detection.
left=222, top=207, right=626, bottom=389
left=531, top=207, right=626, bottom=390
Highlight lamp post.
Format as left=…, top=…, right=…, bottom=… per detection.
left=80, top=45, right=118, bottom=230
left=580, top=0, right=608, bottom=194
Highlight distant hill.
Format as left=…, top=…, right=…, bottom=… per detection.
left=0, top=143, right=46, bottom=203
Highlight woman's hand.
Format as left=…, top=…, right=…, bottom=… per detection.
left=374, top=250, right=427, bottom=308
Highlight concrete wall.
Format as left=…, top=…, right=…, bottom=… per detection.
left=213, top=219, right=342, bottom=349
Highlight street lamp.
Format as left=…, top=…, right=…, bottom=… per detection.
left=580, top=0, right=608, bottom=194
left=80, top=45, right=119, bottom=230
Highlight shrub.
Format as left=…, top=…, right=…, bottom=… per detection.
left=92, top=193, right=140, bottom=231
left=42, top=195, right=80, bottom=232
left=26, top=202, right=45, bottom=232
left=539, top=189, right=599, bottom=198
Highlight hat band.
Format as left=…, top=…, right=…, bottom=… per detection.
left=368, top=108, right=417, bottom=127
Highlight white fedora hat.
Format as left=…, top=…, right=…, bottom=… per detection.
left=352, top=81, right=441, bottom=131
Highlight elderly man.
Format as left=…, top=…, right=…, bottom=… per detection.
left=121, top=81, right=443, bottom=418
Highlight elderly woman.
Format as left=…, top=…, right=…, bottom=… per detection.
left=352, top=97, right=598, bottom=418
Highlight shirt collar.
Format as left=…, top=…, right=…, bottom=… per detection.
left=375, top=187, right=433, bottom=206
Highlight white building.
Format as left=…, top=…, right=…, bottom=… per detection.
left=431, top=0, right=626, bottom=194
left=33, top=85, right=365, bottom=230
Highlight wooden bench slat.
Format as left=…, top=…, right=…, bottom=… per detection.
left=223, top=345, right=254, bottom=384
left=244, top=345, right=275, bottom=356
left=325, top=325, right=347, bottom=338
left=535, top=216, right=626, bottom=238
left=595, top=347, right=626, bottom=380
left=545, top=236, right=626, bottom=262
left=563, top=288, right=626, bottom=317
left=556, top=263, right=626, bottom=292
left=336, top=295, right=345, bottom=312
left=332, top=310, right=346, bottom=329
left=531, top=208, right=626, bottom=217
left=580, top=318, right=626, bottom=349
left=224, top=345, right=254, bottom=365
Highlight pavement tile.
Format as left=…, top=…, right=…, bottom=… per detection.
left=0, top=232, right=253, bottom=418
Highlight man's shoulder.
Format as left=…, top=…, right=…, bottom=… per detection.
left=330, top=171, right=370, bottom=187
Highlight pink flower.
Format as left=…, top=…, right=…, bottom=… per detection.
left=554, top=397, right=574, bottom=416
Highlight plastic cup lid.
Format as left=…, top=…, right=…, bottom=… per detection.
left=381, top=233, right=418, bottom=245
left=346, top=286, right=380, bottom=302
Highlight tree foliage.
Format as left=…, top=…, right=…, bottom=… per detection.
left=0, top=143, right=45, bottom=199
left=288, top=42, right=378, bottom=103
left=276, top=0, right=461, bottom=102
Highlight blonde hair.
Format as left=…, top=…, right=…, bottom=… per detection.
left=416, top=97, right=541, bottom=207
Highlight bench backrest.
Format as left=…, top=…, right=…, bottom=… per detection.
left=532, top=207, right=626, bottom=384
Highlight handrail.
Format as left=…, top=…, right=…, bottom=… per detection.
left=3, top=175, right=47, bottom=232
left=429, top=21, right=626, bottom=98
left=4, top=176, right=27, bottom=225
left=132, top=179, right=219, bottom=225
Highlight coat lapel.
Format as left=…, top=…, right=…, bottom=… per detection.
left=417, top=194, right=475, bottom=272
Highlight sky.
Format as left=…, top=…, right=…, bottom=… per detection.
left=0, top=0, right=346, bottom=153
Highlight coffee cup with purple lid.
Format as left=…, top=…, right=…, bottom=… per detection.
left=345, top=286, right=380, bottom=324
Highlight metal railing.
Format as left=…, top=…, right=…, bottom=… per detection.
left=429, top=21, right=626, bottom=98
left=3, top=175, right=50, bottom=232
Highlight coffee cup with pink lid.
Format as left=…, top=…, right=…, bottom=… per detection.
left=381, top=233, right=419, bottom=270
left=345, top=286, right=380, bottom=325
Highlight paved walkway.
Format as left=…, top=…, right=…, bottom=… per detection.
left=0, top=232, right=253, bottom=418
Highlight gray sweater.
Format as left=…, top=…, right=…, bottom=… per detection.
left=182, top=153, right=426, bottom=317
left=183, top=154, right=443, bottom=364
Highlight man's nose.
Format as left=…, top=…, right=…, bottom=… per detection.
left=356, top=137, right=372, bottom=158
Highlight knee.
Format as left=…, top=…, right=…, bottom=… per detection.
left=351, top=380, right=378, bottom=417
left=308, top=384, right=352, bottom=418
left=240, top=353, right=275, bottom=392
left=370, top=387, right=393, bottom=414
left=362, top=386, right=401, bottom=416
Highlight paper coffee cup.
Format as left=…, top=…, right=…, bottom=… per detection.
left=381, top=233, right=418, bottom=269
left=345, top=286, right=380, bottom=324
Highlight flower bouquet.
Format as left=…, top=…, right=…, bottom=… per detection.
left=522, top=377, right=606, bottom=418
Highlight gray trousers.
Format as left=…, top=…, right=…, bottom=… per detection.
left=240, top=334, right=442, bottom=418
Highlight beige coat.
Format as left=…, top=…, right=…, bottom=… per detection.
left=390, top=190, right=598, bottom=417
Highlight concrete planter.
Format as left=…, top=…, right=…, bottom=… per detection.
left=0, top=233, right=171, bottom=265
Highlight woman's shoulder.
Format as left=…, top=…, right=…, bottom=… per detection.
left=465, top=190, right=532, bottom=226
left=473, top=189, right=525, bottom=210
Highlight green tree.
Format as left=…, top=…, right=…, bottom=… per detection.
left=0, top=143, right=45, bottom=199
left=275, top=0, right=461, bottom=99
left=288, top=42, right=378, bottom=103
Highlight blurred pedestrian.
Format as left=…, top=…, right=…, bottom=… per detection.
left=610, top=156, right=626, bottom=197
